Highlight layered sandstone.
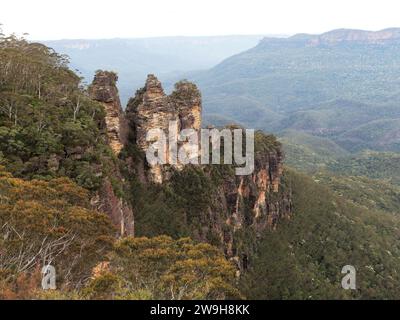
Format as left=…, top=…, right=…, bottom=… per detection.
left=313, top=28, right=400, bottom=45
left=190, top=145, right=291, bottom=269
left=126, top=74, right=202, bottom=183
left=89, top=71, right=134, bottom=236
left=89, top=71, right=127, bottom=154
left=124, top=75, right=291, bottom=267
left=91, top=72, right=292, bottom=269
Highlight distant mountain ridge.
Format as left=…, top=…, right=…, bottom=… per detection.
left=262, top=28, right=400, bottom=45
left=179, top=28, right=400, bottom=160
left=42, top=35, right=271, bottom=104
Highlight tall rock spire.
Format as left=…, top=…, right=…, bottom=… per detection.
left=89, top=71, right=134, bottom=236
left=89, top=71, right=127, bottom=154
left=126, top=74, right=202, bottom=184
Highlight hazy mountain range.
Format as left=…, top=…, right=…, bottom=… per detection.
left=174, top=28, right=400, bottom=173
left=43, top=35, right=277, bottom=104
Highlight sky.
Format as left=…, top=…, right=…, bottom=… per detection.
left=1, top=0, right=400, bottom=40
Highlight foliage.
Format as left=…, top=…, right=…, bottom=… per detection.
left=169, top=80, right=201, bottom=102
left=0, top=32, right=116, bottom=191
left=313, top=172, right=400, bottom=215
left=83, top=236, right=241, bottom=300
left=0, top=167, right=115, bottom=294
left=169, top=166, right=216, bottom=222
left=254, top=131, right=281, bottom=153
left=241, top=169, right=400, bottom=299
left=328, top=150, right=400, bottom=186
left=279, top=130, right=349, bottom=173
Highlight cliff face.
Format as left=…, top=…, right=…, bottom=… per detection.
left=280, top=28, right=400, bottom=46
left=261, top=28, right=400, bottom=48
left=313, top=28, right=400, bottom=45
left=89, top=71, right=134, bottom=236
left=188, top=142, right=291, bottom=269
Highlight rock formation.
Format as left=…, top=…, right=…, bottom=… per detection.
left=125, top=74, right=292, bottom=270
left=280, top=28, right=400, bottom=46
left=89, top=71, right=127, bottom=154
left=186, top=143, right=291, bottom=269
left=313, top=28, right=400, bottom=45
left=89, top=71, right=292, bottom=269
left=89, top=71, right=134, bottom=236
left=126, top=74, right=202, bottom=183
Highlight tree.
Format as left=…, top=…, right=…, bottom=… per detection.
left=0, top=167, right=115, bottom=296
left=85, top=236, right=242, bottom=300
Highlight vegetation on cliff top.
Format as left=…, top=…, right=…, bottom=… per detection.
left=84, top=236, right=241, bottom=300
left=0, top=31, right=116, bottom=191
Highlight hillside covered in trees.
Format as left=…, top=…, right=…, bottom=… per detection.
left=0, top=31, right=239, bottom=299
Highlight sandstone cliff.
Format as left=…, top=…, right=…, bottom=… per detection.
left=313, top=28, right=400, bottom=45
left=89, top=71, right=134, bottom=236
left=89, top=71, right=128, bottom=154
left=87, top=71, right=292, bottom=269
left=186, top=137, right=292, bottom=270
left=124, top=74, right=292, bottom=270
left=287, top=28, right=400, bottom=46
left=126, top=74, right=201, bottom=183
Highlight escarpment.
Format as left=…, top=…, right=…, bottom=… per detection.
left=91, top=72, right=292, bottom=270
left=183, top=137, right=292, bottom=269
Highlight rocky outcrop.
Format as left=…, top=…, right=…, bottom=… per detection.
left=169, top=80, right=202, bottom=131
left=124, top=75, right=291, bottom=269
left=92, top=72, right=291, bottom=268
left=126, top=74, right=202, bottom=183
left=90, top=178, right=134, bottom=236
left=188, top=144, right=291, bottom=270
left=262, top=28, right=400, bottom=47
left=127, top=75, right=174, bottom=161
left=89, top=71, right=127, bottom=154
left=89, top=71, right=134, bottom=236
left=313, top=28, right=400, bottom=45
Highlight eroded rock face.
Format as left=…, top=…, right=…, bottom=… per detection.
left=130, top=75, right=175, bottom=159
left=89, top=71, right=134, bottom=236
left=124, top=74, right=292, bottom=266
left=92, top=72, right=291, bottom=269
left=237, top=149, right=290, bottom=231
left=91, top=178, right=134, bottom=236
left=314, top=28, right=400, bottom=45
left=89, top=71, right=127, bottom=154
left=126, top=75, right=202, bottom=183
left=189, top=147, right=292, bottom=269
left=169, top=80, right=202, bottom=131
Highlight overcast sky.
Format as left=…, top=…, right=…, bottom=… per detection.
left=1, top=0, right=399, bottom=40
